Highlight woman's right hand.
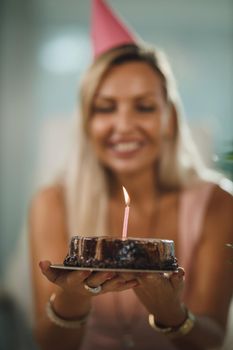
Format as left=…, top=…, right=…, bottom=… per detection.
left=39, top=260, right=93, bottom=297
left=39, top=260, right=139, bottom=299
left=39, top=260, right=94, bottom=319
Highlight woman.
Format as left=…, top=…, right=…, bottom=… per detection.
left=29, top=2, right=233, bottom=350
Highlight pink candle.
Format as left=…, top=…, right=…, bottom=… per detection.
left=122, top=187, right=130, bottom=240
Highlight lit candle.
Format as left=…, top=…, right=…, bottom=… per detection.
left=122, top=186, right=130, bottom=240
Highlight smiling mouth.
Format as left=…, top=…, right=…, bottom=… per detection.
left=110, top=141, right=143, bottom=154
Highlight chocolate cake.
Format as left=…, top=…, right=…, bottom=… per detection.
left=64, top=236, right=178, bottom=270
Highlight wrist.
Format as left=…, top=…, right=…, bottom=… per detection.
left=46, top=293, right=91, bottom=329
left=154, top=303, right=187, bottom=328
left=149, top=306, right=196, bottom=339
left=53, top=289, right=91, bottom=320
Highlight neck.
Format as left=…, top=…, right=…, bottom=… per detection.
left=110, top=168, right=160, bottom=207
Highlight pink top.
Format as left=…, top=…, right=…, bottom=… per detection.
left=80, top=182, right=215, bottom=350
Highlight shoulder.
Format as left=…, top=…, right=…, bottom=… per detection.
left=203, top=180, right=233, bottom=241
left=208, top=180, right=233, bottom=217
left=29, top=185, right=68, bottom=261
left=185, top=181, right=233, bottom=325
left=29, top=184, right=67, bottom=237
left=30, top=184, right=65, bottom=216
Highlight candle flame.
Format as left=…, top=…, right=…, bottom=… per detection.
left=123, top=186, right=130, bottom=206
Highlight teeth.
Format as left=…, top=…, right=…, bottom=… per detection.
left=113, top=142, right=140, bottom=152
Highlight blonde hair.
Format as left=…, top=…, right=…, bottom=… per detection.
left=63, top=44, right=219, bottom=235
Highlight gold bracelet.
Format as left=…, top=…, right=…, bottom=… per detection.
left=148, top=308, right=196, bottom=339
left=46, top=293, right=91, bottom=329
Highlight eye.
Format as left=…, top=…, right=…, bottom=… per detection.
left=136, top=105, right=156, bottom=113
left=92, top=105, right=115, bottom=114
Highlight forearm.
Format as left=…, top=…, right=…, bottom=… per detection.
left=35, top=290, right=92, bottom=350
left=35, top=317, right=86, bottom=350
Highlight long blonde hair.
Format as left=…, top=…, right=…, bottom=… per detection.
left=63, top=44, right=218, bottom=236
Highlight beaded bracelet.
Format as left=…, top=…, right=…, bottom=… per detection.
left=148, top=308, right=196, bottom=339
left=46, top=293, right=91, bottom=329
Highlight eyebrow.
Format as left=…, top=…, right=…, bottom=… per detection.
left=94, top=92, right=156, bottom=100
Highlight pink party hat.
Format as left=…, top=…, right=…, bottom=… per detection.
left=91, top=0, right=137, bottom=58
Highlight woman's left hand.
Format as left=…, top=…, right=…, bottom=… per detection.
left=123, top=267, right=187, bottom=327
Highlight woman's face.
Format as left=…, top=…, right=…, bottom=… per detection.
left=88, top=61, right=170, bottom=176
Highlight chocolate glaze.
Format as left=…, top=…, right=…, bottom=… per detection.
left=64, top=236, right=178, bottom=270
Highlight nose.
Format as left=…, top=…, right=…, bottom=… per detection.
left=114, top=105, right=135, bottom=133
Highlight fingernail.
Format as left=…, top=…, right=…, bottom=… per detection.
left=39, top=261, right=51, bottom=272
left=39, top=262, right=47, bottom=275
left=39, top=261, right=44, bottom=270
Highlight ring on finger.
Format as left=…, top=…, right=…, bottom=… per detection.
left=84, top=282, right=102, bottom=294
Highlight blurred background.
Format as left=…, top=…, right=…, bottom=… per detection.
left=0, top=0, right=233, bottom=348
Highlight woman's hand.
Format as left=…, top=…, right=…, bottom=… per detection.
left=39, top=261, right=140, bottom=298
left=39, top=261, right=185, bottom=329
left=83, top=269, right=140, bottom=294
left=39, top=260, right=92, bottom=298
left=129, top=267, right=187, bottom=327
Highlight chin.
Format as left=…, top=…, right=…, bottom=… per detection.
left=98, top=150, right=159, bottom=176
left=106, top=160, right=153, bottom=177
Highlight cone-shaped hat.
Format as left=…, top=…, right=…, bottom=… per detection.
left=91, top=0, right=137, bottom=58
